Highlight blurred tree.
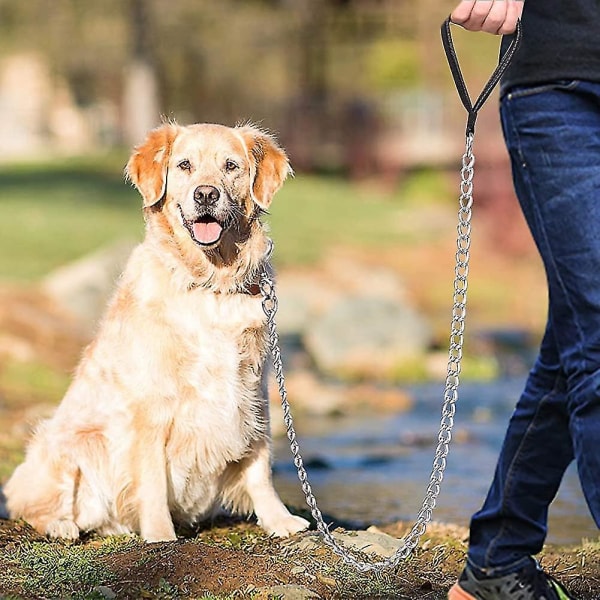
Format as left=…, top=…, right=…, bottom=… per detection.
left=123, top=0, right=161, bottom=145
left=0, top=0, right=499, bottom=174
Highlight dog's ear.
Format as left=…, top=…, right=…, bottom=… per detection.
left=125, top=124, right=179, bottom=208
left=237, top=125, right=292, bottom=209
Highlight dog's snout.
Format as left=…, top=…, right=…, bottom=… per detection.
left=194, top=185, right=220, bottom=206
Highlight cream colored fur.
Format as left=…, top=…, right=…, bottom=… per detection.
left=4, top=123, right=308, bottom=542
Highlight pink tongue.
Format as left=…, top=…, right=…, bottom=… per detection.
left=193, top=220, right=223, bottom=244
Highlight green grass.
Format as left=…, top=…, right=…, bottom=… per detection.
left=0, top=359, right=71, bottom=405
left=0, top=437, right=24, bottom=481
left=0, top=156, right=451, bottom=280
left=0, top=154, right=142, bottom=281
left=0, top=535, right=138, bottom=600
left=267, top=168, right=452, bottom=266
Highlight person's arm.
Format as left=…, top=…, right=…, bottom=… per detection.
left=451, top=0, right=524, bottom=34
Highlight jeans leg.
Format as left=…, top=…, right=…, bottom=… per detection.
left=467, top=324, right=573, bottom=573
left=467, top=80, right=600, bottom=573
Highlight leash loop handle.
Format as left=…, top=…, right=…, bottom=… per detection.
left=441, top=17, right=522, bottom=135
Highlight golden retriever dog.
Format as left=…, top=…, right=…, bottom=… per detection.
left=4, top=122, right=309, bottom=542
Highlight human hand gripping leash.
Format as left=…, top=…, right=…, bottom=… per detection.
left=259, top=17, right=522, bottom=575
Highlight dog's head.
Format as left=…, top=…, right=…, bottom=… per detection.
left=126, top=122, right=290, bottom=257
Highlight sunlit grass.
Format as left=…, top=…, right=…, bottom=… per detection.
left=269, top=175, right=400, bottom=265
left=268, top=170, right=452, bottom=266
left=0, top=535, right=138, bottom=600
left=0, top=359, right=70, bottom=405
left=0, top=154, right=143, bottom=281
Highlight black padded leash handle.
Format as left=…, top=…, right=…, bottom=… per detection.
left=441, top=17, right=523, bottom=136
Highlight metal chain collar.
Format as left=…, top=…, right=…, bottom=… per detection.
left=259, top=133, right=475, bottom=574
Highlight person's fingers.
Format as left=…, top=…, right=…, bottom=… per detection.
left=451, top=1, right=523, bottom=35
left=452, top=1, right=495, bottom=31
left=497, top=0, right=524, bottom=34
left=480, top=1, right=510, bottom=34
left=451, top=0, right=478, bottom=26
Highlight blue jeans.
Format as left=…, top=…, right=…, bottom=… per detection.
left=467, top=79, right=600, bottom=576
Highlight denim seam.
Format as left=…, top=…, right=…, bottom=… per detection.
left=570, top=408, right=600, bottom=521
left=503, top=92, right=588, bottom=383
left=505, top=80, right=580, bottom=100
left=483, top=381, right=563, bottom=568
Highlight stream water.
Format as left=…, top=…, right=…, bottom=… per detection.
left=272, top=378, right=597, bottom=546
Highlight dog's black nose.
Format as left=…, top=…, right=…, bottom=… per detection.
left=194, top=185, right=220, bottom=206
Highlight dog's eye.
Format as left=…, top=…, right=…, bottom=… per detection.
left=225, top=160, right=239, bottom=172
left=177, top=159, right=192, bottom=172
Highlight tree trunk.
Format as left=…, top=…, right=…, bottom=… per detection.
left=123, top=0, right=161, bottom=146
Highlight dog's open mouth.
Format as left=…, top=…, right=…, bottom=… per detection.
left=178, top=206, right=225, bottom=246
left=192, top=215, right=224, bottom=245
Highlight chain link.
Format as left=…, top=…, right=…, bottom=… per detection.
left=260, top=133, right=475, bottom=574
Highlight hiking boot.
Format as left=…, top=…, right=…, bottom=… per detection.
left=448, top=559, right=575, bottom=600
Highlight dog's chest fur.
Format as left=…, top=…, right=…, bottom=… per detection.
left=97, top=245, right=270, bottom=514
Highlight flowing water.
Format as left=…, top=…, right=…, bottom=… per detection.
left=273, top=378, right=597, bottom=546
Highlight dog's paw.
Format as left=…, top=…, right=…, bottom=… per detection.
left=141, top=524, right=177, bottom=543
left=261, top=513, right=310, bottom=538
left=97, top=522, right=134, bottom=537
left=45, top=519, right=80, bottom=540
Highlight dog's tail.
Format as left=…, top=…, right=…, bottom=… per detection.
left=0, top=486, right=8, bottom=519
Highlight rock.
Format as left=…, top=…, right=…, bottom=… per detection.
left=0, top=285, right=86, bottom=370
left=275, top=251, right=433, bottom=382
left=93, top=586, right=117, bottom=600
left=268, top=252, right=435, bottom=383
left=284, top=528, right=406, bottom=560
left=253, top=584, right=321, bottom=599
left=274, top=252, right=410, bottom=338
left=274, top=276, right=316, bottom=336
left=347, top=382, right=413, bottom=412
left=332, top=527, right=406, bottom=559
left=315, top=573, right=337, bottom=587
left=284, top=533, right=321, bottom=554
left=290, top=566, right=307, bottom=575
left=305, top=295, right=432, bottom=380
left=268, top=370, right=413, bottom=430
left=42, top=239, right=136, bottom=334
left=269, top=369, right=347, bottom=418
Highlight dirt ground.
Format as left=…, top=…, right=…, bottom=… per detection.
left=0, top=515, right=598, bottom=599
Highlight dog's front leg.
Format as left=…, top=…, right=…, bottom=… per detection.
left=241, top=440, right=309, bottom=537
left=131, top=425, right=177, bottom=542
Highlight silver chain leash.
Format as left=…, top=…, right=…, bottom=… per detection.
left=260, top=133, right=475, bottom=573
